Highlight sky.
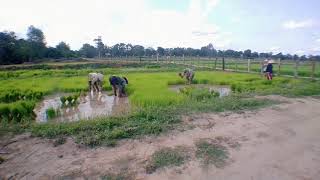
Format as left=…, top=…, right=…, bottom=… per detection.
left=1, top=0, right=319, bottom=55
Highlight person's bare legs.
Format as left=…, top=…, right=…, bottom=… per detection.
left=112, top=85, right=117, bottom=96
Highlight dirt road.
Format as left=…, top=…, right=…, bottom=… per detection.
left=1, top=96, right=320, bottom=180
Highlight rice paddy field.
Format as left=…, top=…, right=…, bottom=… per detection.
left=1, top=61, right=320, bottom=146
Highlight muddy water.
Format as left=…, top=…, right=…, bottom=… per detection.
left=169, top=84, right=231, bottom=97
left=34, top=92, right=130, bottom=123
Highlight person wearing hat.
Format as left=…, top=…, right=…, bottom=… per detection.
left=109, top=75, right=129, bottom=97
left=265, top=59, right=274, bottom=80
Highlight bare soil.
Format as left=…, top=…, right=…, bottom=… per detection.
left=1, top=96, right=320, bottom=180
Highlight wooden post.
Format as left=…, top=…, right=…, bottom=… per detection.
left=235, top=60, right=238, bottom=72
left=278, top=58, right=281, bottom=76
left=294, top=59, right=298, bottom=78
left=311, top=60, right=316, bottom=80
left=156, top=54, right=159, bottom=62
left=183, top=54, right=185, bottom=64
left=247, top=59, right=251, bottom=73
left=222, top=57, right=225, bottom=71
left=214, top=57, right=217, bottom=70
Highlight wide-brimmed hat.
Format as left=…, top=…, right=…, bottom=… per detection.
left=268, top=60, right=275, bottom=64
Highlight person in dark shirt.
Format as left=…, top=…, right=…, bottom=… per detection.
left=265, top=60, right=274, bottom=80
left=109, top=75, right=128, bottom=97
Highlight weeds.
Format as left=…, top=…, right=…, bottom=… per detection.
left=53, top=136, right=66, bottom=147
left=195, top=139, right=229, bottom=167
left=146, top=146, right=189, bottom=174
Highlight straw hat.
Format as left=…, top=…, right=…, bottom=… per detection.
left=268, top=60, right=275, bottom=64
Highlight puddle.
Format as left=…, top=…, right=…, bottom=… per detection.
left=34, top=92, right=130, bottom=123
left=169, top=84, right=231, bottom=97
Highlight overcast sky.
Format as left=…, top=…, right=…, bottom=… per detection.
left=1, top=0, right=319, bottom=55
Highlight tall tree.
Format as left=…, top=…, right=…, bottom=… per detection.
left=79, top=43, right=97, bottom=58
left=27, top=25, right=46, bottom=60
left=93, top=36, right=104, bottom=58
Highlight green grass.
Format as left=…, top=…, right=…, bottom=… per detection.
left=1, top=62, right=320, bottom=146
left=195, top=139, right=229, bottom=167
left=146, top=146, right=189, bottom=174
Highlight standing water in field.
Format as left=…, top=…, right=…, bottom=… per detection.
left=34, top=92, right=130, bottom=123
left=169, top=84, right=231, bottom=97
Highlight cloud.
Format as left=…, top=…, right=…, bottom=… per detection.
left=192, top=31, right=218, bottom=36
left=0, top=0, right=229, bottom=50
left=295, top=50, right=305, bottom=55
left=269, top=46, right=281, bottom=52
left=283, top=19, right=315, bottom=29
left=316, top=38, right=320, bottom=42
left=311, top=47, right=320, bottom=52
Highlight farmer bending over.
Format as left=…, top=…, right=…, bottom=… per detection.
left=109, top=75, right=128, bottom=97
left=88, top=73, right=104, bottom=92
left=179, top=68, right=195, bottom=84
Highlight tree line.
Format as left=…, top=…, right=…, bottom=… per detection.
left=1, top=25, right=319, bottom=65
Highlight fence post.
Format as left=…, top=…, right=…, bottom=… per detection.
left=222, top=57, right=225, bottom=71
left=311, top=60, right=316, bottom=80
left=278, top=58, right=281, bottom=76
left=294, top=59, right=299, bottom=78
left=183, top=54, right=185, bottom=64
left=260, top=60, right=264, bottom=75
left=156, top=54, right=159, bottom=62
left=214, top=57, right=217, bottom=70
left=235, top=60, right=238, bottom=72
left=247, top=59, right=251, bottom=73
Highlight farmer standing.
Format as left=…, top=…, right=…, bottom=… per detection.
left=109, top=75, right=128, bottom=97
left=265, top=60, right=274, bottom=80
left=179, top=68, right=195, bottom=84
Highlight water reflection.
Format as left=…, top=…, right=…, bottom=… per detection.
left=34, top=92, right=130, bottom=123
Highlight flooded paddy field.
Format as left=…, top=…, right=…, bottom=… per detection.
left=169, top=84, right=231, bottom=97
left=34, top=92, right=130, bottom=123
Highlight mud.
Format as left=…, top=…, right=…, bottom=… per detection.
left=1, top=96, right=320, bottom=179
left=34, top=92, right=130, bottom=123
left=169, top=84, right=231, bottom=97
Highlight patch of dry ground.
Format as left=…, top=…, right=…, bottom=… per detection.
left=1, top=96, right=320, bottom=180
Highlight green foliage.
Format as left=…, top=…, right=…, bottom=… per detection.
left=146, top=147, right=188, bottom=174
left=0, top=101, right=35, bottom=123
left=46, top=107, right=58, bottom=120
left=180, top=87, right=219, bottom=101
left=195, top=139, right=229, bottom=167
left=60, top=93, right=80, bottom=107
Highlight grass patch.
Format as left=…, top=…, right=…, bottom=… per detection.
left=195, top=139, right=229, bottom=168
left=46, top=107, right=59, bottom=120
left=146, top=146, right=189, bottom=174
left=53, top=136, right=67, bottom=147
left=101, top=171, right=134, bottom=180
left=29, top=96, right=274, bottom=147
left=1, top=65, right=319, bottom=145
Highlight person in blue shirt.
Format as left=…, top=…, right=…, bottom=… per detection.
left=109, top=75, right=128, bottom=97
left=265, top=60, right=274, bottom=80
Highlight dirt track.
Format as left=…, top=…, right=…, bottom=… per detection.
left=1, top=96, right=320, bottom=180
